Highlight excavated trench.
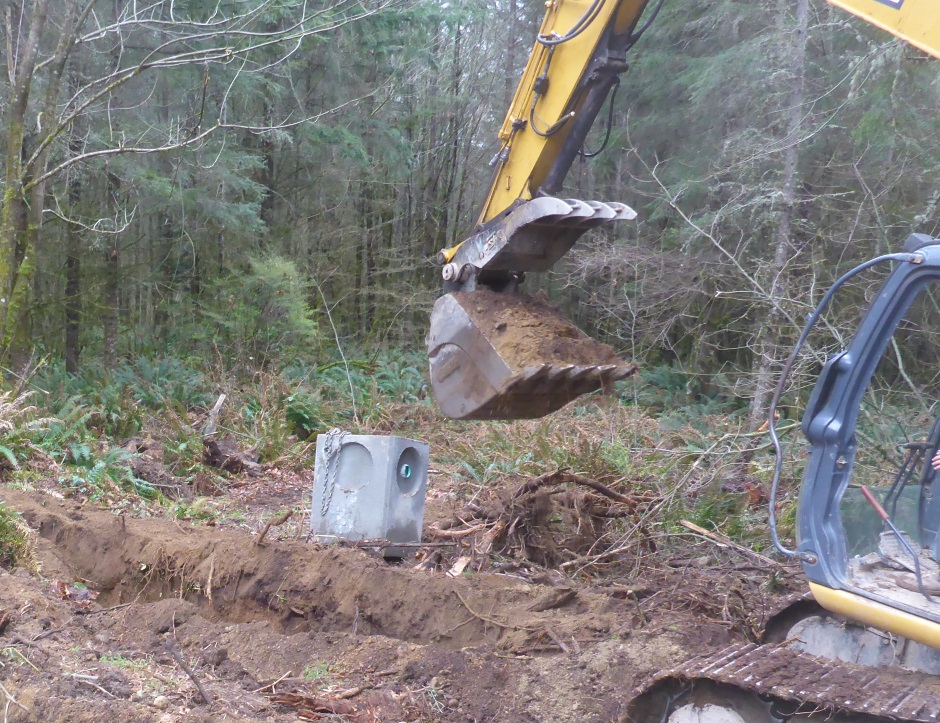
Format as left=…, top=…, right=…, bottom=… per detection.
left=5, top=489, right=637, bottom=652
left=0, top=489, right=805, bottom=722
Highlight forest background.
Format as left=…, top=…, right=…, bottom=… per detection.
left=0, top=0, right=939, bottom=532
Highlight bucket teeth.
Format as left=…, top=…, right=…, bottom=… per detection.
left=446, top=196, right=638, bottom=275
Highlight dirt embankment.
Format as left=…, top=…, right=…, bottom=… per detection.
left=0, top=488, right=796, bottom=722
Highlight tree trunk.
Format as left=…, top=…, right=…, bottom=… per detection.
left=0, top=0, right=50, bottom=364
left=746, top=0, right=810, bottom=431
left=102, top=169, right=121, bottom=371
left=64, top=57, right=86, bottom=374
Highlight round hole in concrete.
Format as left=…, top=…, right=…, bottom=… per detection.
left=335, top=442, right=373, bottom=493
left=396, top=446, right=424, bottom=496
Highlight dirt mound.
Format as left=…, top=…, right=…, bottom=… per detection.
left=0, top=488, right=798, bottom=722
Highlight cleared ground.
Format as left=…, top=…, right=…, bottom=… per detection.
left=0, top=425, right=802, bottom=722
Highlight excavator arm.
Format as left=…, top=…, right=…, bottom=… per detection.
left=427, top=0, right=657, bottom=420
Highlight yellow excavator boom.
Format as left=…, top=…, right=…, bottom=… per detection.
left=827, top=0, right=940, bottom=60
left=428, top=0, right=654, bottom=420
left=480, top=0, right=650, bottom=225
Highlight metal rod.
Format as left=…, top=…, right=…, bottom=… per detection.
left=861, top=485, right=936, bottom=604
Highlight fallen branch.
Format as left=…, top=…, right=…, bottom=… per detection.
left=334, top=685, right=366, bottom=699
left=679, top=519, right=778, bottom=566
left=202, top=394, right=226, bottom=438
left=270, top=692, right=357, bottom=716
left=256, top=510, right=293, bottom=545
left=76, top=602, right=132, bottom=616
left=426, top=524, right=485, bottom=539
left=353, top=539, right=455, bottom=549
left=166, top=639, right=212, bottom=705
left=543, top=627, right=570, bottom=654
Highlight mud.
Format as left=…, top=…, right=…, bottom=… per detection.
left=0, top=487, right=797, bottom=722
left=454, top=289, right=624, bottom=371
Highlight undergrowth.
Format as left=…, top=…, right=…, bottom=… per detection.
left=0, top=354, right=814, bottom=554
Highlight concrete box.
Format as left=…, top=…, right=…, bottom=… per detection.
left=311, top=433, right=429, bottom=556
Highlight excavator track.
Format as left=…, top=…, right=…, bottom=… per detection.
left=629, top=641, right=940, bottom=722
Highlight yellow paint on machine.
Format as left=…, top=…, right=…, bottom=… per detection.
left=479, top=0, right=649, bottom=225
left=810, top=582, right=940, bottom=650
left=827, top=0, right=940, bottom=60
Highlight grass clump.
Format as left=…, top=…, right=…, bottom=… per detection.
left=0, top=501, right=33, bottom=570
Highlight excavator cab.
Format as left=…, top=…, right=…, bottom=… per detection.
left=792, top=235, right=940, bottom=651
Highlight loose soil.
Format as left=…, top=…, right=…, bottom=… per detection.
left=455, top=290, right=625, bottom=371
left=0, top=476, right=802, bottom=722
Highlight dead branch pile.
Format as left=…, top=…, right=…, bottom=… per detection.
left=427, top=470, right=659, bottom=574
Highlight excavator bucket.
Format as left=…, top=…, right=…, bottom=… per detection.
left=427, top=288, right=637, bottom=420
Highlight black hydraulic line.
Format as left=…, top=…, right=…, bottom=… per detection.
left=579, top=77, right=620, bottom=158
left=529, top=105, right=574, bottom=137
left=883, top=443, right=924, bottom=518
left=767, top=252, right=919, bottom=560
left=628, top=0, right=666, bottom=48
left=537, top=0, right=605, bottom=47
left=541, top=74, right=619, bottom=195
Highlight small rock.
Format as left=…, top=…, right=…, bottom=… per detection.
left=94, top=632, right=111, bottom=645
left=152, top=695, right=170, bottom=710
left=199, top=647, right=228, bottom=667
left=447, top=698, right=458, bottom=708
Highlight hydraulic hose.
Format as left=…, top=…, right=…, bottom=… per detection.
left=767, top=252, right=920, bottom=559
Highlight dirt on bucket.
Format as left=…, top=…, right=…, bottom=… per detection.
left=454, top=289, right=624, bottom=372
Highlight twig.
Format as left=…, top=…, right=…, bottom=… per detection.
left=76, top=603, right=132, bottom=616
left=452, top=590, right=532, bottom=631
left=426, top=524, right=485, bottom=539
left=314, top=281, right=358, bottom=423
left=0, top=681, right=28, bottom=715
left=543, top=628, right=570, bottom=654
left=4, top=647, right=38, bottom=671
left=252, top=670, right=294, bottom=693
left=75, top=678, right=115, bottom=698
left=679, top=520, right=778, bottom=566
left=335, top=686, right=365, bottom=700
left=256, top=510, right=293, bottom=546
left=166, top=639, right=212, bottom=705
